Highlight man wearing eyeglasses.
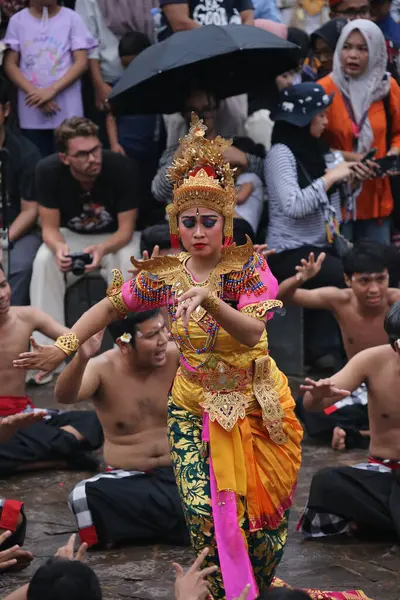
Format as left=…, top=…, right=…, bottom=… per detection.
left=30, top=116, right=141, bottom=349
left=329, top=0, right=370, bottom=20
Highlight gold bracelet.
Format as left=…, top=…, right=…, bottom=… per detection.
left=202, top=294, right=220, bottom=315
left=54, top=332, right=80, bottom=356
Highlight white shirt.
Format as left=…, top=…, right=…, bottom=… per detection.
left=75, top=0, right=123, bottom=83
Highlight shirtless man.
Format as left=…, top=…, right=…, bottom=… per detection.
left=0, top=264, right=103, bottom=475
left=279, top=241, right=400, bottom=450
left=299, top=301, right=400, bottom=540
left=56, top=308, right=189, bottom=549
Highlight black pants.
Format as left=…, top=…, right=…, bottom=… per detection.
left=0, top=411, right=104, bottom=476
left=268, top=246, right=344, bottom=363
left=70, top=467, right=190, bottom=548
left=306, top=466, right=400, bottom=539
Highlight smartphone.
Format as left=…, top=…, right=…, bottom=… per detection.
left=361, top=148, right=377, bottom=163
left=375, top=154, right=400, bottom=173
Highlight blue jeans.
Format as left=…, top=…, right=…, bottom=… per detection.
left=341, top=217, right=392, bottom=245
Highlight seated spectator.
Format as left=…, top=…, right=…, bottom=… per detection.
left=4, top=534, right=102, bottom=600
left=30, top=117, right=141, bottom=348
left=232, top=136, right=266, bottom=238
left=265, top=82, right=361, bottom=369
left=57, top=312, right=189, bottom=549
left=152, top=89, right=263, bottom=206
left=0, top=262, right=103, bottom=474
left=3, top=0, right=96, bottom=157
left=106, top=31, right=164, bottom=230
left=140, top=222, right=175, bottom=257
left=75, top=0, right=155, bottom=117
left=0, top=78, right=42, bottom=305
left=328, top=0, right=370, bottom=19
left=299, top=301, right=400, bottom=542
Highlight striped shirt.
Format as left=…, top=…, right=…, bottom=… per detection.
left=265, top=144, right=343, bottom=254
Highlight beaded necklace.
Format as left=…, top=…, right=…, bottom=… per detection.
left=169, top=263, right=223, bottom=369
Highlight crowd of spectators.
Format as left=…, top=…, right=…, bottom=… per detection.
left=0, top=0, right=400, bottom=370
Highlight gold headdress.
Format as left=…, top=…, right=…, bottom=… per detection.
left=166, top=114, right=236, bottom=247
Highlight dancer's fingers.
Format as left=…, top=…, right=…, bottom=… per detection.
left=188, top=547, right=209, bottom=573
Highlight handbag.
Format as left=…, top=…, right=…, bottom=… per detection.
left=296, top=159, right=353, bottom=257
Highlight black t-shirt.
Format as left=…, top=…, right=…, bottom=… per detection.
left=36, top=150, right=140, bottom=234
left=2, top=129, right=41, bottom=226
left=158, top=0, right=253, bottom=41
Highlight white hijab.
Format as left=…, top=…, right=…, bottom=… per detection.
left=332, top=19, right=390, bottom=153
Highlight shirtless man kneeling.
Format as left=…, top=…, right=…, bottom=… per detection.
left=279, top=241, right=400, bottom=450
left=0, top=264, right=103, bottom=475
left=299, top=301, right=400, bottom=540
left=57, top=309, right=189, bottom=549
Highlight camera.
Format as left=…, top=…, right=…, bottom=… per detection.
left=68, top=252, right=93, bottom=276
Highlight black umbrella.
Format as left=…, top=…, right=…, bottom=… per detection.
left=109, top=24, right=298, bottom=115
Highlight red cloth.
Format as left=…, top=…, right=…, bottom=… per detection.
left=0, top=396, right=34, bottom=417
left=0, top=499, right=23, bottom=532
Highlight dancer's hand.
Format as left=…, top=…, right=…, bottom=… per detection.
left=300, top=377, right=350, bottom=402
left=128, top=246, right=160, bottom=276
left=0, top=531, right=33, bottom=572
left=0, top=411, right=47, bottom=443
left=175, top=287, right=209, bottom=327
left=55, top=534, right=88, bottom=562
left=13, top=336, right=65, bottom=374
left=173, top=547, right=218, bottom=600
left=295, top=252, right=326, bottom=283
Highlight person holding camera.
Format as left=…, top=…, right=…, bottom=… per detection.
left=30, top=116, right=141, bottom=348
left=265, top=82, right=365, bottom=370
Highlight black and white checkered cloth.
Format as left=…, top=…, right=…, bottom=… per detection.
left=69, top=469, right=143, bottom=534
left=300, top=462, right=391, bottom=538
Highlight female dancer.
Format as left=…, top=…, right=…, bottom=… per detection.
left=14, top=117, right=303, bottom=600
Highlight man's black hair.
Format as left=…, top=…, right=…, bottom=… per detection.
left=108, top=309, right=161, bottom=348
left=140, top=223, right=171, bottom=255
left=233, top=136, right=266, bottom=159
left=118, top=31, right=151, bottom=58
left=27, top=558, right=102, bottom=600
left=384, top=301, right=400, bottom=348
left=0, top=262, right=3, bottom=274
left=0, top=76, right=10, bottom=106
left=259, top=589, right=311, bottom=600
left=342, top=240, right=391, bottom=278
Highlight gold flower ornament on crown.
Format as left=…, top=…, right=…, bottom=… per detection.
left=166, top=113, right=237, bottom=248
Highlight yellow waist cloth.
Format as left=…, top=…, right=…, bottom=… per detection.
left=173, top=356, right=303, bottom=530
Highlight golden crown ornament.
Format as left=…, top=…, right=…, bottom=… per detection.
left=166, top=114, right=237, bottom=247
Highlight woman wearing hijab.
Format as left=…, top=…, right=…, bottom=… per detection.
left=319, top=19, right=400, bottom=244
left=265, top=82, right=361, bottom=369
left=310, top=17, right=348, bottom=78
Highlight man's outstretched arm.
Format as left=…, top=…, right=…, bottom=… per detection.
left=301, top=349, right=371, bottom=412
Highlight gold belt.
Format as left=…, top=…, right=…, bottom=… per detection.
left=179, top=356, right=288, bottom=444
left=180, top=359, right=253, bottom=393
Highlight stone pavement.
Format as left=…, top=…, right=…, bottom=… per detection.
left=0, top=382, right=399, bottom=600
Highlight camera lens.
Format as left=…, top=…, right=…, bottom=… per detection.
left=71, top=259, right=85, bottom=277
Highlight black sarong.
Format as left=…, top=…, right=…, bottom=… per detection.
left=0, top=411, right=104, bottom=476
left=69, top=466, right=189, bottom=548
left=301, top=464, right=400, bottom=539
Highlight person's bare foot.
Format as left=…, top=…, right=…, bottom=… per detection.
left=0, top=411, right=47, bottom=443
left=332, top=427, right=346, bottom=451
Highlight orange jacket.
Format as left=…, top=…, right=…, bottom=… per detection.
left=319, top=74, right=400, bottom=220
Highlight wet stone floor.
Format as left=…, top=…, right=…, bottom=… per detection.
left=1, top=381, right=399, bottom=600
